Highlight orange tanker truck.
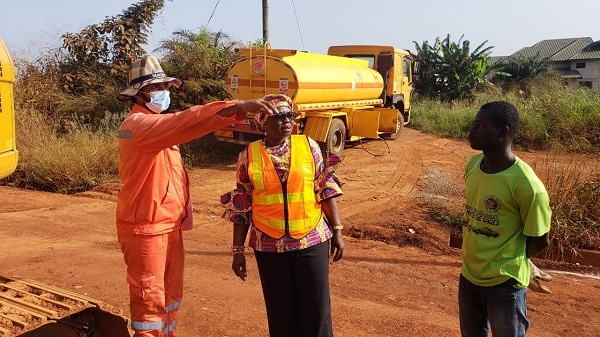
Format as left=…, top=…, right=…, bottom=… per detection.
left=214, top=43, right=416, bottom=156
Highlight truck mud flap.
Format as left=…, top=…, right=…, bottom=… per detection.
left=304, top=114, right=333, bottom=142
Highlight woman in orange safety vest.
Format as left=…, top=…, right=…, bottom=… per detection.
left=116, top=55, right=284, bottom=337
left=221, top=96, right=344, bottom=337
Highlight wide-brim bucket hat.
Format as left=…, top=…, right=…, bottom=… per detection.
left=117, top=55, right=182, bottom=101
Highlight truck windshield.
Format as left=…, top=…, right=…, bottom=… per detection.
left=345, top=55, right=375, bottom=68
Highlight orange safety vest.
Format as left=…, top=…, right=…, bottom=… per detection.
left=248, top=135, right=323, bottom=239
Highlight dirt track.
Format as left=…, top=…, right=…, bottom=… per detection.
left=1, top=128, right=599, bottom=336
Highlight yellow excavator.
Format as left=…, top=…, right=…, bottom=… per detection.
left=0, top=37, right=131, bottom=337
left=0, top=38, right=17, bottom=180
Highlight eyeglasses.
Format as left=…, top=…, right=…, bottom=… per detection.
left=271, top=112, right=296, bottom=122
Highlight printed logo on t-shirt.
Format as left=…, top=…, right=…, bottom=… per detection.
left=464, top=203, right=501, bottom=238
left=484, top=195, right=501, bottom=212
left=464, top=223, right=500, bottom=238
left=465, top=205, right=499, bottom=226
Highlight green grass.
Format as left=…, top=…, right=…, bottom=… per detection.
left=411, top=80, right=600, bottom=153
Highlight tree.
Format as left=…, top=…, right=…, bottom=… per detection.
left=157, top=28, right=244, bottom=108
left=14, top=1, right=168, bottom=126
left=495, top=53, right=554, bottom=87
left=413, top=35, right=493, bottom=102
left=61, top=0, right=168, bottom=93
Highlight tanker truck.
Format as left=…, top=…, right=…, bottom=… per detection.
left=214, top=44, right=416, bottom=156
left=0, top=38, right=131, bottom=337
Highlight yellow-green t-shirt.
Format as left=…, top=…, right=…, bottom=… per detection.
left=462, top=154, right=551, bottom=288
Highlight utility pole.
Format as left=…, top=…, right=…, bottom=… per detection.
left=262, top=0, right=269, bottom=42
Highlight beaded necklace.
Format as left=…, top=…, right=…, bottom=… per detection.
left=263, top=136, right=291, bottom=182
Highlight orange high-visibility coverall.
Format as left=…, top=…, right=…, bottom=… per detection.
left=117, top=101, right=241, bottom=337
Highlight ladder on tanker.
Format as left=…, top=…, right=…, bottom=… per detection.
left=248, top=41, right=271, bottom=99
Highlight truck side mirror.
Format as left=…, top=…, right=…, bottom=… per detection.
left=412, top=62, right=420, bottom=76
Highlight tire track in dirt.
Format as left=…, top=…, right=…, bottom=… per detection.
left=337, top=137, right=422, bottom=222
left=337, top=130, right=473, bottom=252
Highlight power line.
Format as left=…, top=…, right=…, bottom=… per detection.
left=290, top=0, right=305, bottom=50
left=206, top=0, right=222, bottom=27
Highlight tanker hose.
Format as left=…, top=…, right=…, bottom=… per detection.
left=358, top=137, right=391, bottom=156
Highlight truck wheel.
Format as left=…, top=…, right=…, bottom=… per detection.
left=383, top=111, right=404, bottom=140
left=325, top=119, right=346, bottom=156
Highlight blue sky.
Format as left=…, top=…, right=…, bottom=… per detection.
left=2, top=0, right=599, bottom=60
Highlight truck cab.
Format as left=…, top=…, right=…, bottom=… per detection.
left=327, top=45, right=414, bottom=126
left=0, top=38, right=18, bottom=179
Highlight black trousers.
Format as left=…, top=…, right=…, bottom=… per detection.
left=254, top=242, right=333, bottom=337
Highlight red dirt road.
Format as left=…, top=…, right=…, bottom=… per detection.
left=1, top=128, right=599, bottom=336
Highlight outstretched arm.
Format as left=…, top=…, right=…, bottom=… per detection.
left=127, top=94, right=287, bottom=152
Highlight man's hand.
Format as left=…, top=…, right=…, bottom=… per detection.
left=528, top=260, right=552, bottom=294
left=237, top=94, right=288, bottom=115
left=330, top=233, right=344, bottom=262
left=217, top=94, right=287, bottom=118
left=232, top=253, right=247, bottom=281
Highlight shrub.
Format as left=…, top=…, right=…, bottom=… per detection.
left=494, top=53, right=555, bottom=89
left=180, top=134, right=243, bottom=167
left=157, top=28, right=243, bottom=109
left=544, top=162, right=600, bottom=257
left=5, top=108, right=120, bottom=193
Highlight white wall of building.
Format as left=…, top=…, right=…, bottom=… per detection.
left=570, top=60, right=600, bottom=89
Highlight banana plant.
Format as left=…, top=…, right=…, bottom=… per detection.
left=413, top=34, right=494, bottom=102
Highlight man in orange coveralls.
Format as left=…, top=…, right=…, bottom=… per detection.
left=116, top=55, right=284, bottom=337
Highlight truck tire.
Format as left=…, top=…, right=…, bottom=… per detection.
left=324, top=119, right=346, bottom=157
left=383, top=110, right=404, bottom=140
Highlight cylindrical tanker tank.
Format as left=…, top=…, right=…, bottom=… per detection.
left=226, top=50, right=384, bottom=104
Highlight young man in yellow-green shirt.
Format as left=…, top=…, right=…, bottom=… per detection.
left=460, top=101, right=551, bottom=337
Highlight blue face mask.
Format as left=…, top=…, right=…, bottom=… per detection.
left=146, top=90, right=171, bottom=113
